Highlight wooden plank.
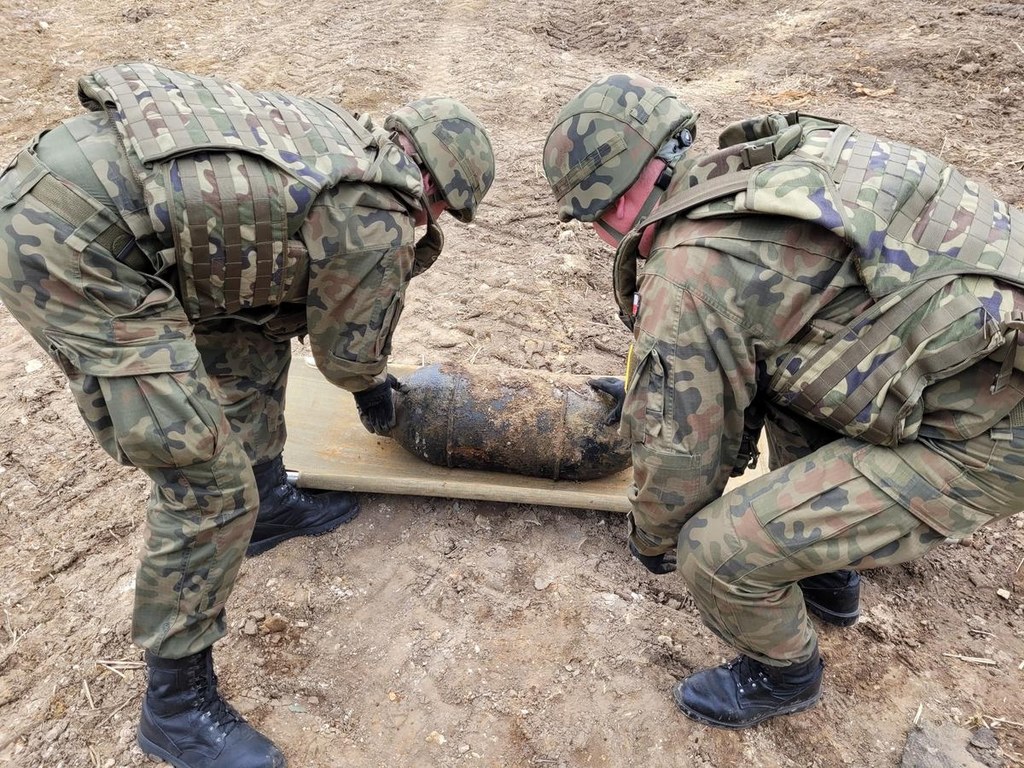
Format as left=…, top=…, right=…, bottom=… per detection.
left=282, top=359, right=634, bottom=513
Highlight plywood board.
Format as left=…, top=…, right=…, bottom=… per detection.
left=282, top=359, right=634, bottom=513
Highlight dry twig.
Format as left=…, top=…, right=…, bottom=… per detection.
left=82, top=678, right=96, bottom=709
left=985, top=715, right=1024, bottom=730
left=95, top=658, right=145, bottom=680
left=942, top=652, right=997, bottom=666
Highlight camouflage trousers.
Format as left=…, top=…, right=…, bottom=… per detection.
left=677, top=404, right=1024, bottom=667
left=0, top=115, right=292, bottom=657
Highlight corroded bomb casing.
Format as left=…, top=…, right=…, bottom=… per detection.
left=391, top=363, right=631, bottom=480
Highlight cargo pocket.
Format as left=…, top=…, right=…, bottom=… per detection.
left=620, top=332, right=670, bottom=444
left=853, top=443, right=996, bottom=538
left=374, top=290, right=405, bottom=358
left=629, top=441, right=702, bottom=528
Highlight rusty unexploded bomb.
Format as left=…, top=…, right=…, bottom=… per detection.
left=390, top=363, right=631, bottom=480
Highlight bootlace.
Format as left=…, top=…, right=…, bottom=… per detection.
left=189, top=664, right=243, bottom=733
left=726, top=656, right=770, bottom=693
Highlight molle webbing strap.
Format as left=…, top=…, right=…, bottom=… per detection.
left=786, top=279, right=953, bottom=416
left=637, top=169, right=754, bottom=231
left=630, top=91, right=667, bottom=126
left=173, top=153, right=286, bottom=316
left=992, top=314, right=1024, bottom=395
left=828, top=292, right=988, bottom=434
left=820, top=124, right=855, bottom=172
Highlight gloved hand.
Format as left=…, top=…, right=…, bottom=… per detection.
left=730, top=426, right=762, bottom=477
left=588, top=377, right=626, bottom=426
left=629, top=539, right=677, bottom=575
left=353, top=374, right=403, bottom=435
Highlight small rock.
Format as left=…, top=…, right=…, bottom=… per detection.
left=969, top=728, right=998, bottom=750
left=997, top=588, right=1012, bottom=600
left=960, top=62, right=982, bottom=75
left=667, top=598, right=682, bottom=610
left=242, top=619, right=259, bottom=636
left=968, top=571, right=991, bottom=588
left=534, top=576, right=553, bottom=591
left=901, top=722, right=989, bottom=768
left=263, top=616, right=288, bottom=633
left=426, top=731, right=446, bottom=745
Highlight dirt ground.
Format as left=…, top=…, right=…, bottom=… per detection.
left=2, top=1, right=1024, bottom=766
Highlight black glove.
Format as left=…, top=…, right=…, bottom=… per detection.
left=353, top=374, right=403, bottom=435
left=588, top=377, right=626, bottom=426
left=730, top=425, right=762, bottom=477
left=629, top=539, right=677, bottom=575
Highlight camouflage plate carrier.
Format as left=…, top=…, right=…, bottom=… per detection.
left=77, top=62, right=424, bottom=320
left=614, top=112, right=1024, bottom=446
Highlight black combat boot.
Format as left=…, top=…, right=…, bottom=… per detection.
left=799, top=569, right=861, bottom=627
left=673, top=645, right=824, bottom=729
left=247, top=455, right=359, bottom=556
left=138, top=648, right=286, bottom=767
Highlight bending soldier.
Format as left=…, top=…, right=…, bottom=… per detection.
left=0, top=62, right=493, bottom=767
left=543, top=74, right=1024, bottom=728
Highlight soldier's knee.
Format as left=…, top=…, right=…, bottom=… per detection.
left=676, top=528, right=718, bottom=595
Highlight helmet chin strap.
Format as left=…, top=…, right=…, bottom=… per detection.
left=595, top=182, right=669, bottom=245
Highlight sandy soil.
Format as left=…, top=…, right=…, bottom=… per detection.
left=1, top=1, right=1023, bottom=766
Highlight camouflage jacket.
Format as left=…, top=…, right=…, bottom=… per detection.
left=620, top=113, right=1024, bottom=555
left=77, top=62, right=428, bottom=392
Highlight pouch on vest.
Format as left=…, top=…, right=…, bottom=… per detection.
left=768, top=276, right=1007, bottom=446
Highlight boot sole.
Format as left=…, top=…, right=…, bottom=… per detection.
left=138, top=733, right=190, bottom=768
left=672, top=683, right=822, bottom=729
left=245, top=507, right=359, bottom=557
left=804, top=597, right=860, bottom=627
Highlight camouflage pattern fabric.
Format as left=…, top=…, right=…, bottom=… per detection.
left=0, top=67, right=428, bottom=655
left=677, top=425, right=1024, bottom=665
left=384, top=97, right=496, bottom=223
left=194, top=319, right=292, bottom=465
left=0, top=115, right=254, bottom=656
left=621, top=208, right=1024, bottom=549
left=77, top=62, right=425, bottom=323
left=543, top=73, right=698, bottom=222
left=617, top=203, right=1024, bottom=663
left=616, top=113, right=1024, bottom=447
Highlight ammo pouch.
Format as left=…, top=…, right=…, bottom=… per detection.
left=767, top=276, right=1015, bottom=446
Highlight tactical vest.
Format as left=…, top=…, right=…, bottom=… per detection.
left=615, top=112, right=1024, bottom=446
left=77, top=62, right=424, bottom=319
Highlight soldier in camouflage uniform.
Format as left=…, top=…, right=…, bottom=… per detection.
left=543, top=73, right=1024, bottom=729
left=0, top=62, right=494, bottom=767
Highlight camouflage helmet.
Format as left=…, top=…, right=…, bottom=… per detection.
left=543, top=74, right=699, bottom=222
left=385, top=97, right=495, bottom=223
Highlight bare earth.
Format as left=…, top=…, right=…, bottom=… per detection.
left=2, top=1, right=1024, bottom=766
